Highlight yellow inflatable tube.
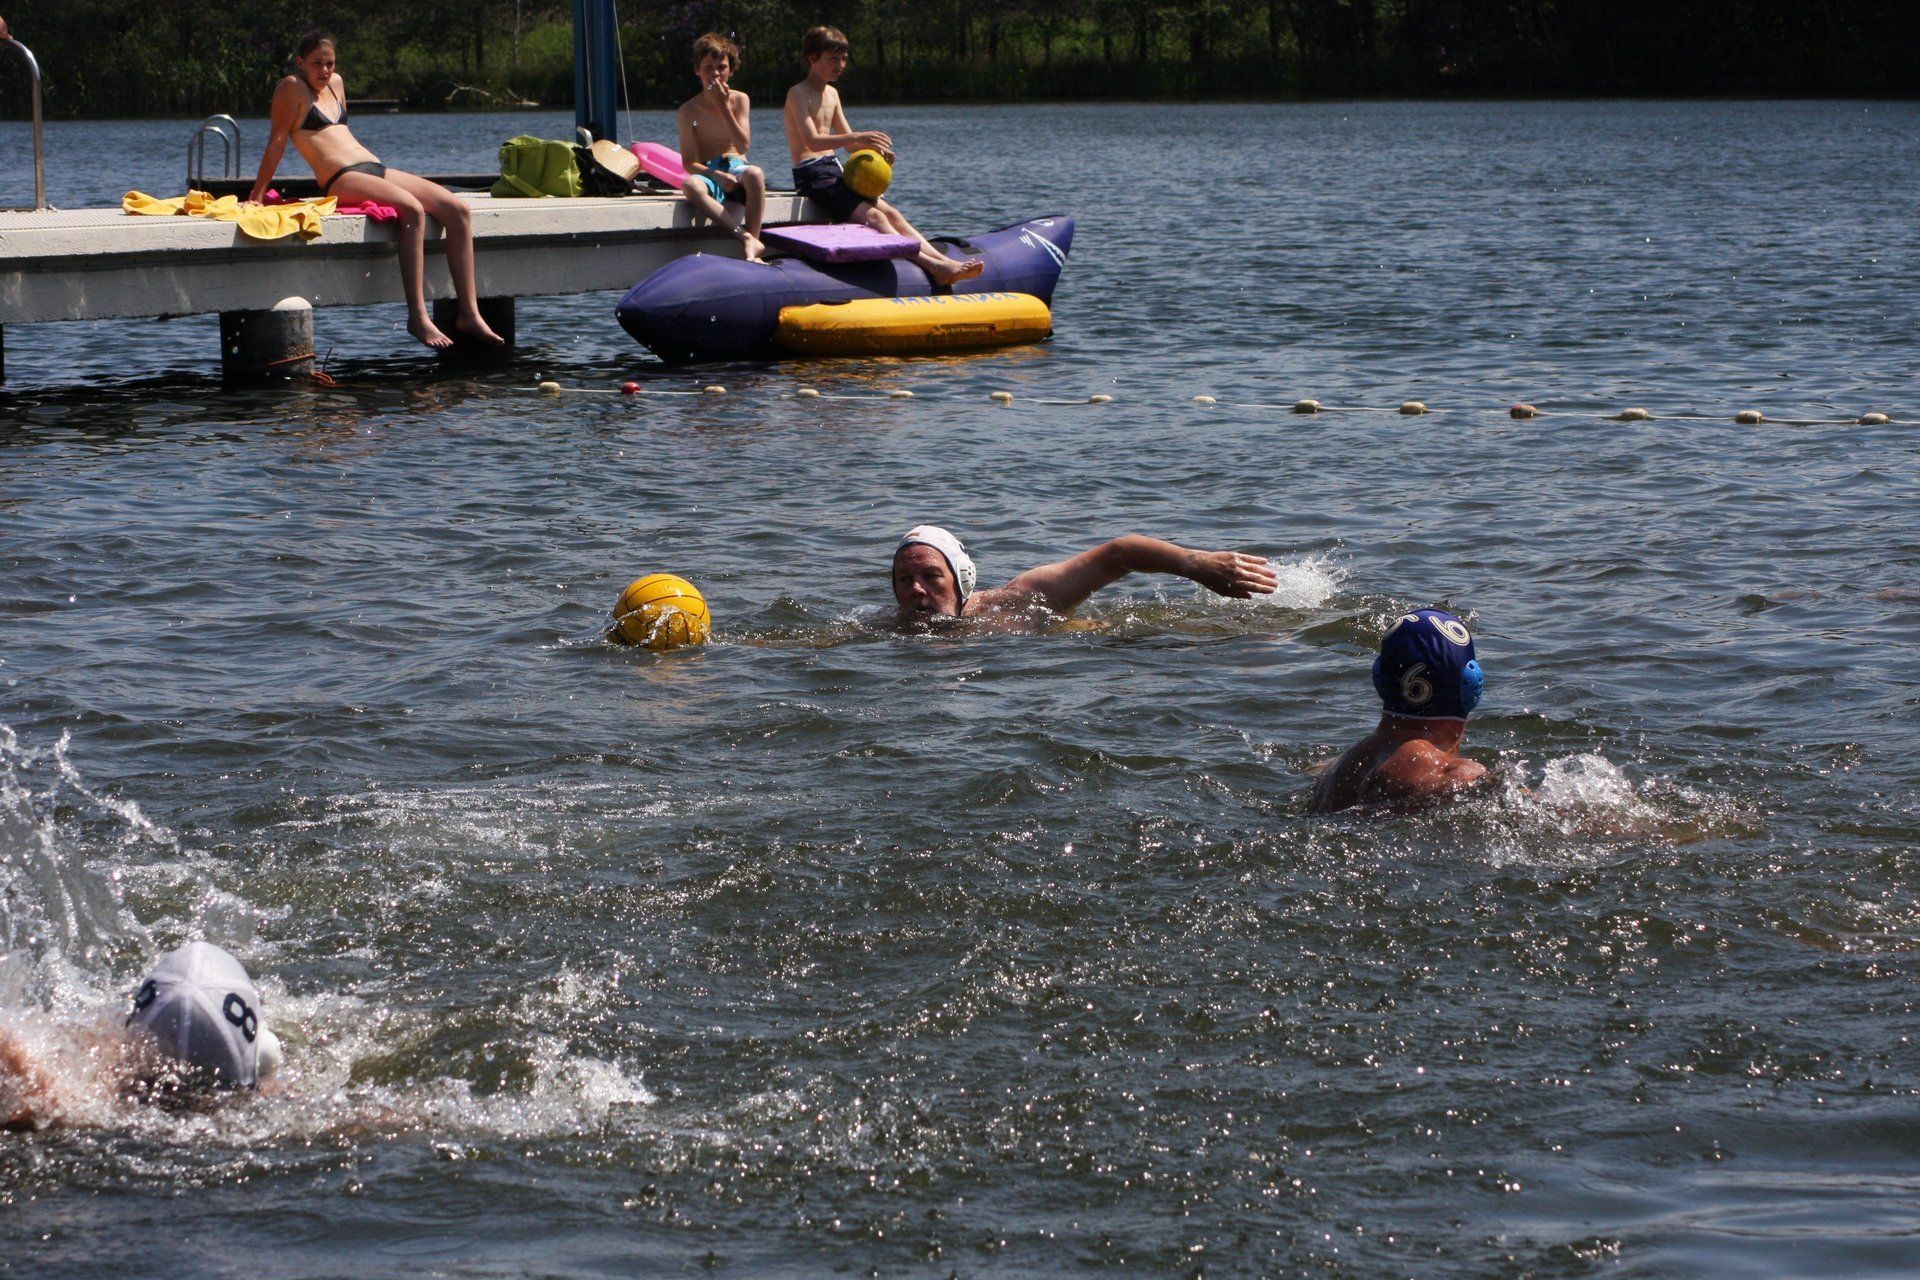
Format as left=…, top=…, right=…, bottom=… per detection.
left=775, top=292, right=1052, bottom=356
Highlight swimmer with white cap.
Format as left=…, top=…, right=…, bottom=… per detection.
left=126, top=941, right=283, bottom=1091
left=2, top=941, right=281, bottom=1128
left=891, top=526, right=1279, bottom=629
left=1311, top=607, right=1490, bottom=814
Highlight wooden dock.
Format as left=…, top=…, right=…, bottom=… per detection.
left=0, top=191, right=813, bottom=380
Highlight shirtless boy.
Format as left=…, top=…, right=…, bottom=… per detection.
left=1311, top=608, right=1491, bottom=814
left=890, top=526, right=1278, bottom=630
left=677, top=32, right=767, bottom=262
left=784, top=27, right=983, bottom=286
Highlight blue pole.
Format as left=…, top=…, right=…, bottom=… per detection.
left=572, top=0, right=619, bottom=141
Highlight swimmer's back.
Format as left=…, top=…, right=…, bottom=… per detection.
left=1311, top=733, right=1402, bottom=814
left=1312, top=734, right=1487, bottom=814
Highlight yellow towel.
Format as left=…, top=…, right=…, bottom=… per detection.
left=122, top=190, right=337, bottom=242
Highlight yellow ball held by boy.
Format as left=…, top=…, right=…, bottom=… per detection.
left=843, top=149, right=893, bottom=200
left=611, top=573, right=712, bottom=652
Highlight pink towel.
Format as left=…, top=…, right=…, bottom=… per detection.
left=262, top=189, right=400, bottom=222
left=336, top=200, right=401, bottom=223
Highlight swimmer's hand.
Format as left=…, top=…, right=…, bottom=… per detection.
left=1189, top=550, right=1279, bottom=599
left=852, top=130, right=892, bottom=154
left=706, top=77, right=728, bottom=100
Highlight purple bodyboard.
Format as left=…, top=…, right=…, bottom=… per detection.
left=762, top=224, right=920, bottom=263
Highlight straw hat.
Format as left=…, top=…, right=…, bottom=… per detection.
left=589, top=139, right=641, bottom=183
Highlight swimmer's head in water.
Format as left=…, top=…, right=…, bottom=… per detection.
left=126, top=942, right=280, bottom=1090
left=1372, top=608, right=1483, bottom=720
left=893, top=525, right=976, bottom=620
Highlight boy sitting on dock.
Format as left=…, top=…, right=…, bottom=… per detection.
left=783, top=26, right=982, bottom=286
left=677, top=32, right=767, bottom=262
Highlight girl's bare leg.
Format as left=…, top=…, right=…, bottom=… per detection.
left=383, top=169, right=503, bottom=345
left=330, top=170, right=454, bottom=349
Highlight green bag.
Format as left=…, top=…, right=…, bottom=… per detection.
left=492, top=135, right=582, bottom=198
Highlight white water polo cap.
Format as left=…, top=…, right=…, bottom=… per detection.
left=896, top=525, right=977, bottom=606
left=126, top=942, right=276, bottom=1090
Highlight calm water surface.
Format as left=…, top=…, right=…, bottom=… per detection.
left=2, top=101, right=1918, bottom=1278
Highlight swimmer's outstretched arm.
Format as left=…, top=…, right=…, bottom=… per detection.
left=980, top=535, right=1279, bottom=614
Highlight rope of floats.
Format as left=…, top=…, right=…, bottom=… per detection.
left=523, top=378, right=1898, bottom=426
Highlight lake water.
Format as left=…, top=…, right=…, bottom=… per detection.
left=3, top=100, right=1918, bottom=1277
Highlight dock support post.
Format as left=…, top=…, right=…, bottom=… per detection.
left=219, top=297, right=313, bottom=382
left=432, top=296, right=516, bottom=354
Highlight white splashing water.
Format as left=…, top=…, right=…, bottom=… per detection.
left=0, top=726, right=158, bottom=1009
left=1482, top=752, right=1741, bottom=867
left=1246, top=553, right=1347, bottom=611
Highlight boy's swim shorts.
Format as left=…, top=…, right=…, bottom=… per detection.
left=691, top=155, right=747, bottom=204
left=792, top=154, right=868, bottom=222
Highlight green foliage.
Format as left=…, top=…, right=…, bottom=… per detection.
left=2, top=0, right=1916, bottom=117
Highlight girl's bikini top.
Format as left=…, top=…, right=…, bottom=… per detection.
left=299, top=86, right=347, bottom=133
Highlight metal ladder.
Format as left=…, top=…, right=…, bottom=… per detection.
left=1, top=25, right=48, bottom=211
left=187, top=114, right=242, bottom=191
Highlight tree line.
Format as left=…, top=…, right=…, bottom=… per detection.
left=3, top=0, right=1914, bottom=118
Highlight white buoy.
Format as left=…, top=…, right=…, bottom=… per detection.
left=1088, top=394, right=1114, bottom=404
left=1618, top=407, right=1652, bottom=421
left=1293, top=399, right=1321, bottom=414
left=989, top=391, right=1015, bottom=403
left=1509, top=403, right=1538, bottom=419
left=889, top=389, right=914, bottom=399
left=796, top=387, right=820, bottom=399
left=1194, top=395, right=1217, bottom=406
left=1735, top=409, right=1763, bottom=424
left=1857, top=411, right=1890, bottom=425
left=537, top=381, right=562, bottom=394
left=1399, top=400, right=1428, bottom=415
left=703, top=384, right=727, bottom=395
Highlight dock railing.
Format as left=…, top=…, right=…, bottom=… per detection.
left=187, top=115, right=242, bottom=192
left=1, top=19, right=49, bottom=212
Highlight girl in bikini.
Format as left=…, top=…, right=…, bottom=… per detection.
left=247, top=33, right=503, bottom=350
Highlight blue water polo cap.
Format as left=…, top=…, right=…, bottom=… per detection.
left=1371, top=608, right=1483, bottom=719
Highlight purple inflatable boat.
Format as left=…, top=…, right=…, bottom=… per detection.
left=615, top=215, right=1074, bottom=363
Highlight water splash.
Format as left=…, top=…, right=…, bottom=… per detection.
left=1480, top=752, right=1753, bottom=865
left=0, top=726, right=160, bottom=1008
left=1249, top=552, right=1347, bottom=612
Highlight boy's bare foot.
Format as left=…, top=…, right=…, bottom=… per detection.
left=739, top=230, right=766, bottom=262
left=407, top=316, right=456, bottom=350
left=927, top=257, right=985, bottom=286
left=454, top=313, right=507, bottom=347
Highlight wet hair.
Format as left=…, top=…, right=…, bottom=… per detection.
left=802, top=26, right=849, bottom=62
left=692, top=32, right=740, bottom=72
left=295, top=33, right=336, bottom=60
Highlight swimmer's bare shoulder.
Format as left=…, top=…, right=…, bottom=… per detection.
left=1311, top=735, right=1488, bottom=814
left=1370, top=739, right=1487, bottom=804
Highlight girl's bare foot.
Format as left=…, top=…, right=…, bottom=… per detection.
left=407, top=316, right=455, bottom=350
left=454, top=313, right=507, bottom=347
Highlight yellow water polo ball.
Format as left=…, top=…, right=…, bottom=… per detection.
left=612, top=573, right=711, bottom=651
left=843, top=149, right=893, bottom=200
